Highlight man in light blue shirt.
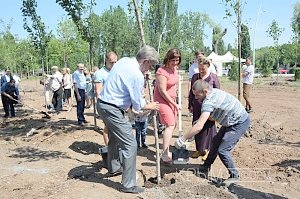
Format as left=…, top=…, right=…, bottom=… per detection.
left=175, top=80, right=250, bottom=186
left=97, top=45, right=160, bottom=194
left=73, top=63, right=87, bottom=126
left=94, top=51, right=118, bottom=146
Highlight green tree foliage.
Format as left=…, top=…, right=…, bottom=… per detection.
left=291, top=2, right=300, bottom=66
left=57, top=18, right=77, bottom=67
left=295, top=68, right=300, bottom=81
left=267, top=20, right=284, bottom=73
left=241, top=23, right=251, bottom=59
left=256, top=47, right=275, bottom=76
left=21, top=0, right=50, bottom=72
left=229, top=61, right=238, bottom=81
left=1, top=1, right=299, bottom=78
left=292, top=2, right=300, bottom=41
left=179, top=12, right=207, bottom=57
left=147, top=0, right=167, bottom=49
left=99, top=6, right=140, bottom=58
left=15, top=40, right=39, bottom=76
left=0, top=30, right=16, bottom=70
left=165, top=0, right=180, bottom=48
left=56, top=0, right=96, bottom=68
left=212, top=26, right=227, bottom=55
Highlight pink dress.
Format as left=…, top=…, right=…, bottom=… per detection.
left=153, top=67, right=179, bottom=126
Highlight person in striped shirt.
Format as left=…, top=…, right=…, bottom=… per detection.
left=175, top=79, right=250, bottom=184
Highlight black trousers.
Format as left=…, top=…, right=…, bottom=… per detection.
left=1, top=95, right=16, bottom=117
left=52, top=87, right=63, bottom=112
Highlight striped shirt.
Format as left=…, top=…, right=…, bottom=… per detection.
left=201, top=88, right=248, bottom=126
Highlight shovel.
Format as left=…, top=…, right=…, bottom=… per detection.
left=11, top=98, right=51, bottom=119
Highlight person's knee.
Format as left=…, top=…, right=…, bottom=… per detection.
left=218, top=147, right=230, bottom=158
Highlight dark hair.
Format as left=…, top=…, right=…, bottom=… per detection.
left=154, top=64, right=161, bottom=73
left=195, top=50, right=204, bottom=57
left=163, top=48, right=181, bottom=65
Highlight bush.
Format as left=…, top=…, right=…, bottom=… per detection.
left=229, top=61, right=238, bottom=81
left=295, top=68, right=300, bottom=81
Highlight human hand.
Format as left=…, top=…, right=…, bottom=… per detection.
left=77, top=95, right=82, bottom=101
left=174, top=136, right=187, bottom=149
left=147, top=102, right=160, bottom=111
left=176, top=104, right=181, bottom=112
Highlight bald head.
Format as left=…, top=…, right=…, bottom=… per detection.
left=105, top=52, right=118, bottom=70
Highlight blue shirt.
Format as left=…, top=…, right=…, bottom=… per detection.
left=201, top=88, right=248, bottom=126
left=72, top=70, right=86, bottom=90
left=99, top=57, right=145, bottom=112
left=1, top=82, right=19, bottom=96
left=94, top=66, right=110, bottom=98
left=94, top=66, right=110, bottom=84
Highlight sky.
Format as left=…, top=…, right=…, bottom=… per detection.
left=0, top=0, right=298, bottom=50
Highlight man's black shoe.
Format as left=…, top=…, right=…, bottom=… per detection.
left=108, top=168, right=123, bottom=177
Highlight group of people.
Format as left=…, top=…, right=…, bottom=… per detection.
left=1, top=45, right=255, bottom=194
left=93, top=45, right=254, bottom=193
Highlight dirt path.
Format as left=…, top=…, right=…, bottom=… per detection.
left=0, top=77, right=299, bottom=199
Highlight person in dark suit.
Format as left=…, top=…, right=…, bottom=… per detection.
left=1, top=79, right=19, bottom=118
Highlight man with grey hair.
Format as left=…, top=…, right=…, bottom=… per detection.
left=175, top=80, right=250, bottom=186
left=97, top=45, right=160, bottom=194
left=47, top=66, right=63, bottom=113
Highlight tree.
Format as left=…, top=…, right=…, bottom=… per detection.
left=266, top=20, right=284, bottom=74
left=222, top=0, right=243, bottom=100
left=132, top=0, right=146, bottom=46
left=56, top=0, right=96, bottom=68
left=99, top=6, right=139, bottom=58
left=212, top=26, right=227, bottom=54
left=146, top=0, right=167, bottom=50
left=57, top=18, right=77, bottom=67
left=21, top=0, right=50, bottom=73
left=291, top=2, right=300, bottom=67
left=292, top=2, right=300, bottom=41
left=241, top=23, right=251, bottom=59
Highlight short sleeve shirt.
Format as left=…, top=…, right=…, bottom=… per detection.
left=94, top=66, right=110, bottom=84
left=201, top=88, right=248, bottom=126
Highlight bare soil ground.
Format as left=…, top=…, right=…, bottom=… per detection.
left=1, top=76, right=300, bottom=199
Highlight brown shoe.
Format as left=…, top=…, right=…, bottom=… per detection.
left=191, top=151, right=202, bottom=158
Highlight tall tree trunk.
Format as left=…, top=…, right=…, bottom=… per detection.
left=132, top=0, right=146, bottom=46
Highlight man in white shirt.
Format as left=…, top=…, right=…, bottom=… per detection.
left=47, top=66, right=63, bottom=113
left=97, top=45, right=160, bottom=194
left=73, top=63, right=87, bottom=126
left=241, top=57, right=255, bottom=113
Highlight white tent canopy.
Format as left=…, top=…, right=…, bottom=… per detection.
left=220, top=51, right=246, bottom=62
left=207, top=51, right=245, bottom=63
left=207, top=51, right=246, bottom=76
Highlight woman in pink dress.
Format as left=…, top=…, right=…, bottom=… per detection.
left=154, top=48, right=181, bottom=163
